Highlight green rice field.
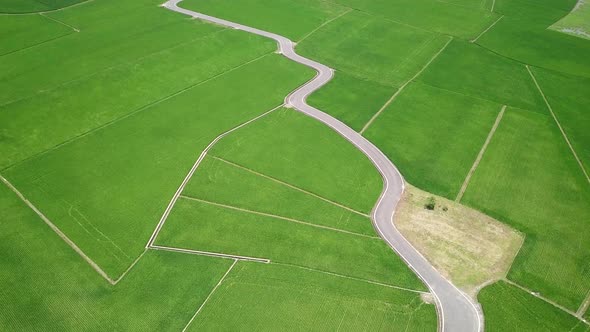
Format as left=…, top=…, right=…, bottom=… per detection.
left=2, top=0, right=590, bottom=329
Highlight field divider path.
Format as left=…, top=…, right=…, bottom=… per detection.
left=182, top=259, right=238, bottom=331
left=526, top=65, right=590, bottom=185
left=471, top=15, right=504, bottom=43
left=179, top=195, right=379, bottom=239
left=456, top=105, right=506, bottom=202
left=0, top=174, right=115, bottom=284
left=210, top=156, right=369, bottom=217
left=503, top=279, right=590, bottom=325
left=151, top=245, right=270, bottom=263
left=39, top=12, right=80, bottom=32
left=162, top=1, right=481, bottom=331
left=359, top=37, right=453, bottom=134
left=146, top=104, right=282, bottom=248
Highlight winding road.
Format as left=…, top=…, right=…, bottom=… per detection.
left=163, top=1, right=482, bottom=330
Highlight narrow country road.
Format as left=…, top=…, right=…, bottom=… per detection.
left=163, top=1, right=482, bottom=330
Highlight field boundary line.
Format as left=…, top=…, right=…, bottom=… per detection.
left=0, top=31, right=74, bottom=57
left=471, top=15, right=503, bottom=43
left=504, top=279, right=589, bottom=325
left=456, top=105, right=506, bottom=202
left=1, top=50, right=272, bottom=173
left=576, top=291, right=590, bottom=318
left=40, top=12, right=80, bottom=32
left=297, top=8, right=352, bottom=43
left=112, top=248, right=147, bottom=285
left=0, top=0, right=95, bottom=15
left=490, top=0, right=497, bottom=12
left=179, top=195, right=378, bottom=239
left=274, top=263, right=428, bottom=294
left=210, top=156, right=369, bottom=217
left=182, top=259, right=238, bottom=332
left=150, top=245, right=270, bottom=263
left=526, top=65, right=590, bottom=185
left=360, top=37, right=453, bottom=134
left=145, top=104, right=282, bottom=247
left=0, top=174, right=115, bottom=284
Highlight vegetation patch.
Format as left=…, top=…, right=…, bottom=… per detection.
left=363, top=82, right=501, bottom=199
left=463, top=108, right=590, bottom=310
left=479, top=281, right=589, bottom=332
left=186, top=262, right=437, bottom=331
left=395, top=185, right=523, bottom=295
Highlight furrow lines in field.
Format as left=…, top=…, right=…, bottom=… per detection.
left=360, top=37, right=453, bottom=134
left=526, top=65, right=590, bottom=185
left=274, top=262, right=428, bottom=294
left=179, top=195, right=379, bottom=239
left=182, top=259, right=238, bottom=332
left=210, top=156, right=368, bottom=217
left=456, top=105, right=506, bottom=202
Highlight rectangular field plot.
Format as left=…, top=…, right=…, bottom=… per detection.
left=180, top=0, right=349, bottom=41
left=183, top=156, right=375, bottom=237
left=0, top=14, right=73, bottom=56
left=479, top=281, right=588, bottom=332
left=462, top=108, right=590, bottom=310
left=0, top=29, right=274, bottom=169
left=530, top=67, right=590, bottom=175
left=364, top=82, right=501, bottom=199
left=418, top=40, right=545, bottom=111
left=476, top=17, right=590, bottom=78
left=298, top=10, right=450, bottom=87
left=0, top=183, right=232, bottom=331
left=156, top=198, right=426, bottom=291
left=0, top=0, right=221, bottom=105
left=336, top=0, right=498, bottom=39
left=210, top=109, right=382, bottom=214
left=307, top=71, right=396, bottom=131
left=187, top=262, right=437, bottom=331
left=3, top=55, right=313, bottom=279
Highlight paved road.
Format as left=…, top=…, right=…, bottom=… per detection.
left=163, top=1, right=482, bottom=330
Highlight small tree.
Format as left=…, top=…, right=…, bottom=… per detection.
left=424, top=197, right=436, bottom=210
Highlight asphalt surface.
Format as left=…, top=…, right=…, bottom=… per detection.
left=163, top=1, right=483, bottom=330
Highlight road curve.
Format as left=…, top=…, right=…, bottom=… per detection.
left=163, top=1, right=482, bottom=331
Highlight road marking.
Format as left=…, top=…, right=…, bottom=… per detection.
left=471, top=15, right=503, bottom=43
left=146, top=104, right=282, bottom=247
left=527, top=65, right=590, bottom=185
left=360, top=37, right=453, bottom=134
left=274, top=263, right=428, bottom=294
left=0, top=174, right=115, bottom=284
left=150, top=245, right=270, bottom=263
left=182, top=259, right=238, bottom=332
left=180, top=195, right=379, bottom=239
left=456, top=105, right=506, bottom=202
left=211, top=156, right=369, bottom=217
left=297, top=8, right=352, bottom=43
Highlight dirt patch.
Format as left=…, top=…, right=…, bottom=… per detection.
left=394, top=184, right=524, bottom=297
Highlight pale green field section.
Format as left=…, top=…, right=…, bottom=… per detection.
left=157, top=109, right=425, bottom=290
left=479, top=281, right=590, bottom=332
left=417, top=40, right=545, bottom=111
left=0, top=183, right=232, bottom=331
left=551, top=0, right=590, bottom=39
left=463, top=108, right=590, bottom=310
left=3, top=55, right=313, bottom=279
left=0, top=0, right=85, bottom=13
left=297, top=10, right=451, bottom=88
left=182, top=156, right=376, bottom=236
left=187, top=262, right=437, bottom=331
left=364, top=82, right=501, bottom=199
left=209, top=109, right=383, bottom=214
left=181, top=0, right=349, bottom=41
left=0, top=14, right=72, bottom=56
left=530, top=67, right=590, bottom=175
